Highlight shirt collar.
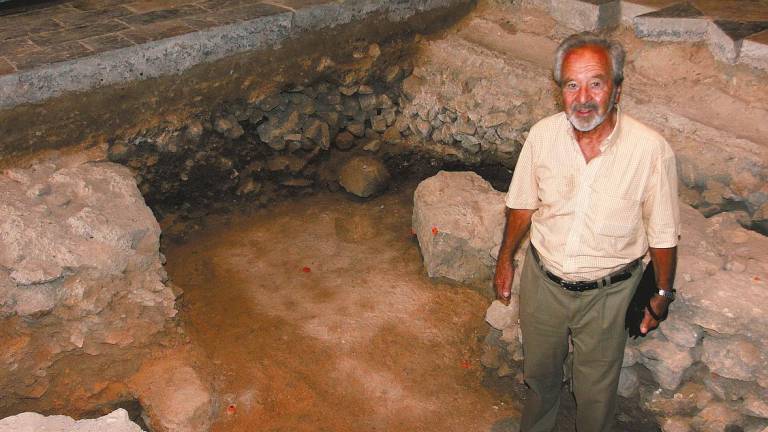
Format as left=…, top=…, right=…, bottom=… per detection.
left=599, top=105, right=622, bottom=152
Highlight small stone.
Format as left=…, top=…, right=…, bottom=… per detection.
left=358, top=85, right=374, bottom=95
left=280, top=178, right=313, bottom=187
left=701, top=336, right=762, bottom=382
left=456, top=134, right=481, bottom=153
left=108, top=143, right=130, bottom=161
left=692, top=402, right=743, bottom=432
left=305, top=120, right=331, bottom=150
left=401, top=75, right=423, bottom=101
left=617, top=367, right=639, bottom=397
left=637, top=338, right=694, bottom=390
left=640, top=387, right=697, bottom=416
left=411, top=118, right=431, bottom=139
left=384, top=65, right=401, bottom=82
left=623, top=346, right=640, bottom=367
left=339, top=85, right=359, bottom=96
left=362, top=139, right=381, bottom=153
left=454, top=115, right=476, bottom=135
left=382, top=108, right=397, bottom=126
left=371, top=116, right=388, bottom=133
left=497, top=362, right=515, bottom=378
left=346, top=122, right=366, bottom=138
left=481, top=345, right=501, bottom=368
left=258, top=94, right=281, bottom=111
left=342, top=98, right=361, bottom=117
left=377, top=94, right=393, bottom=109
left=485, top=300, right=519, bottom=330
left=367, top=43, right=381, bottom=58
left=383, top=126, right=401, bottom=144
left=660, top=315, right=703, bottom=348
left=661, top=417, right=693, bottom=432
left=359, top=94, right=378, bottom=112
left=481, top=112, right=508, bottom=128
left=334, top=131, right=356, bottom=151
left=338, top=156, right=390, bottom=198
left=743, top=394, right=768, bottom=418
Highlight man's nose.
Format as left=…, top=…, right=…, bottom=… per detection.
left=576, top=85, right=590, bottom=104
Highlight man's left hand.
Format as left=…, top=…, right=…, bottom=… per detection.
left=640, top=294, right=671, bottom=335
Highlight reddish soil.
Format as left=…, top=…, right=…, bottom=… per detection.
left=164, top=182, right=519, bottom=432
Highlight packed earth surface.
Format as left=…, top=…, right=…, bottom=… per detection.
left=164, top=180, right=515, bottom=432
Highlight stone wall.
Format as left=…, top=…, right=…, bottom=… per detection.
left=0, top=156, right=180, bottom=419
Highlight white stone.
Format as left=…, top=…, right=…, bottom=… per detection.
left=0, top=409, right=143, bottom=432
left=701, top=336, right=763, bottom=382
left=413, top=171, right=505, bottom=286
left=618, top=367, right=639, bottom=397
left=485, top=300, right=519, bottom=330
left=637, top=338, right=694, bottom=390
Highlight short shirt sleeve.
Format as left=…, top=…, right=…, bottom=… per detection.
left=505, top=130, right=539, bottom=209
left=642, top=139, right=680, bottom=248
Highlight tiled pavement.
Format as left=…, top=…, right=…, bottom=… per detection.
left=0, top=0, right=326, bottom=74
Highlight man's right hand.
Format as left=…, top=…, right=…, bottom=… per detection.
left=494, top=259, right=514, bottom=305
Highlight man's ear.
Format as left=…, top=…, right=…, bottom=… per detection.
left=614, top=84, right=622, bottom=105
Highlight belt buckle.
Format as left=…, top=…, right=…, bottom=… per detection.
left=561, top=281, right=584, bottom=292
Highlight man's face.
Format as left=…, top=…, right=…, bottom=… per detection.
left=561, top=45, right=619, bottom=132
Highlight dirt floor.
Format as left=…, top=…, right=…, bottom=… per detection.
left=164, top=180, right=520, bottom=432
left=164, top=177, right=660, bottom=432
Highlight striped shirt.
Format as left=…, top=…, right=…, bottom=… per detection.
left=506, top=109, right=680, bottom=281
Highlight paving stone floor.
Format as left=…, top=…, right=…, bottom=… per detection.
left=0, top=0, right=323, bottom=74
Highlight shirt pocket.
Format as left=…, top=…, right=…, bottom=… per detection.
left=589, top=187, right=641, bottom=253
left=536, top=170, right=575, bottom=216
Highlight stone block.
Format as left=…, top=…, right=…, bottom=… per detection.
left=338, top=156, right=390, bottom=198
left=659, top=314, right=702, bottom=348
left=692, top=402, right=743, bottom=432
left=701, top=336, right=763, bottom=382
left=740, top=30, right=768, bottom=72
left=618, top=367, right=639, bottom=397
left=620, top=0, right=677, bottom=24
left=633, top=3, right=709, bottom=42
left=412, top=171, right=506, bottom=286
left=550, top=0, right=620, bottom=32
left=485, top=300, right=519, bottom=330
left=637, top=338, right=694, bottom=390
left=131, top=360, right=213, bottom=432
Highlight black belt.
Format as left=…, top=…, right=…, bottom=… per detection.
left=530, top=247, right=640, bottom=292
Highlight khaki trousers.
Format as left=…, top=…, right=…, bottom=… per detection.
left=519, top=247, right=642, bottom=432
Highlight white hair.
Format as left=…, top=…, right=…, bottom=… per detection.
left=553, top=32, right=626, bottom=87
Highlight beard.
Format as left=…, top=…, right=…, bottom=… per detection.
left=566, top=88, right=618, bottom=132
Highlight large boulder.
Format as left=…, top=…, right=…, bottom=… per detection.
left=0, top=157, right=177, bottom=413
left=413, top=171, right=506, bottom=288
left=0, top=409, right=143, bottom=432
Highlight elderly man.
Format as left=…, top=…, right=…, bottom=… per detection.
left=493, top=33, right=679, bottom=431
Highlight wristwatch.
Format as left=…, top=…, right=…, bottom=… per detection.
left=655, top=288, right=676, bottom=301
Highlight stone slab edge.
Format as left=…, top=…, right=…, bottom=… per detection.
left=0, top=0, right=470, bottom=110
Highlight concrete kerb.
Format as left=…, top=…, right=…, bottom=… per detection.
left=0, top=0, right=474, bottom=110
left=0, top=11, right=294, bottom=110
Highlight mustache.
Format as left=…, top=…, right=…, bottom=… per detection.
left=570, top=102, right=599, bottom=112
